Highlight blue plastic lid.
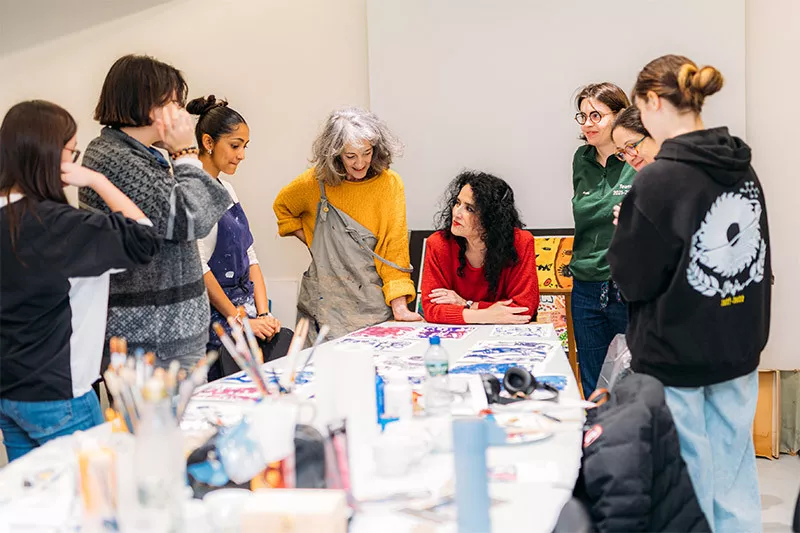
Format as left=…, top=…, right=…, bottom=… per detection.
left=429, top=336, right=441, bottom=345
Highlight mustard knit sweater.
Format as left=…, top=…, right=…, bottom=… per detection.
left=273, top=167, right=416, bottom=305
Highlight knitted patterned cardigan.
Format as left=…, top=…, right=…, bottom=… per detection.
left=80, top=127, right=231, bottom=367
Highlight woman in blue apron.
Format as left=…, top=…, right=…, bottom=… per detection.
left=274, top=107, right=421, bottom=342
left=188, top=96, right=293, bottom=378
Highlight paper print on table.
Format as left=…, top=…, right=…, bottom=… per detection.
left=375, top=352, right=425, bottom=374
left=490, top=324, right=557, bottom=339
left=410, top=325, right=476, bottom=339
left=180, top=402, right=248, bottom=431
left=335, top=337, right=418, bottom=351
left=462, top=340, right=556, bottom=364
left=191, top=384, right=264, bottom=403
left=450, top=362, right=539, bottom=377
left=348, top=325, right=417, bottom=339
left=220, top=367, right=315, bottom=386
left=537, top=374, right=568, bottom=391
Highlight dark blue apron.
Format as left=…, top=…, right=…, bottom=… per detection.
left=207, top=201, right=256, bottom=351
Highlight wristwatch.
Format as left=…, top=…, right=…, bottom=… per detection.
left=464, top=300, right=473, bottom=309
left=257, top=312, right=272, bottom=318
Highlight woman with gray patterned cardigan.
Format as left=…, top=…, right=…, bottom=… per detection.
left=80, top=55, right=230, bottom=369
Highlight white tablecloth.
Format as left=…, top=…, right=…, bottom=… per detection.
left=188, top=322, right=585, bottom=532
left=0, top=322, right=585, bottom=533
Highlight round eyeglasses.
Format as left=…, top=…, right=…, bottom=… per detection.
left=574, top=110, right=608, bottom=125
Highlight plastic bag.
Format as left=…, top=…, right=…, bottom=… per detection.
left=596, top=334, right=632, bottom=391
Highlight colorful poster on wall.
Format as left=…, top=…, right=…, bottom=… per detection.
left=534, top=236, right=574, bottom=290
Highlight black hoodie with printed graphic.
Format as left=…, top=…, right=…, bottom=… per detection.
left=607, top=127, right=771, bottom=388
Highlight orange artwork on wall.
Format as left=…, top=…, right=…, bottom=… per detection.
left=534, top=236, right=574, bottom=290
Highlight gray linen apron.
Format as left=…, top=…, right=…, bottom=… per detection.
left=297, top=179, right=412, bottom=343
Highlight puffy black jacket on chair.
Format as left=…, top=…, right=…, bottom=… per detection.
left=574, top=374, right=710, bottom=532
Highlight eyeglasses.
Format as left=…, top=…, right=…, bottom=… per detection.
left=64, top=147, right=81, bottom=163
left=574, top=110, right=608, bottom=125
left=614, top=136, right=647, bottom=161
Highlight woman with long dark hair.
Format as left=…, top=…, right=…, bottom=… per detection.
left=0, top=100, right=159, bottom=461
left=188, top=95, right=293, bottom=377
left=421, top=171, right=538, bottom=324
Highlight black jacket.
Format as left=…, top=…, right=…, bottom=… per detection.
left=575, top=374, right=710, bottom=532
left=607, top=127, right=771, bottom=387
left=0, top=198, right=159, bottom=401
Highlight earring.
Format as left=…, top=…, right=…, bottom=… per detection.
left=208, top=149, right=212, bottom=155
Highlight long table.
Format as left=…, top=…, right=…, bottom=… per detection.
left=186, top=322, right=586, bottom=532
left=0, top=322, right=585, bottom=532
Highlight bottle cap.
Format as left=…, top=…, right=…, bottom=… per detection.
left=429, top=336, right=441, bottom=345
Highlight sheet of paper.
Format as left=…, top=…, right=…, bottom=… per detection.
left=410, top=326, right=477, bottom=339
left=490, top=324, right=557, bottom=338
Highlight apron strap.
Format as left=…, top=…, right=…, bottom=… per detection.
left=342, top=223, right=413, bottom=273
left=317, top=179, right=329, bottom=222
left=317, top=179, right=413, bottom=274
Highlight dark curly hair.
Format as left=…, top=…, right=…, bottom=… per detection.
left=434, top=171, right=523, bottom=297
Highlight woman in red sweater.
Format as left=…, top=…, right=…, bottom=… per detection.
left=421, top=171, right=539, bottom=324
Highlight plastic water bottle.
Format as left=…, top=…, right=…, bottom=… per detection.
left=424, top=336, right=451, bottom=416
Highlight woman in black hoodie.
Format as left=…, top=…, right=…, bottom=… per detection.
left=608, top=55, right=770, bottom=533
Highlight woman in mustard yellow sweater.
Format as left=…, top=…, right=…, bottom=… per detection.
left=273, top=107, right=420, bottom=341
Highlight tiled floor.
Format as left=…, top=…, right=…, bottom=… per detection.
left=760, top=455, right=799, bottom=532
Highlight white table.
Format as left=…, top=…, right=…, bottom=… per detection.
left=0, top=323, right=584, bottom=533
left=187, top=322, right=585, bottom=533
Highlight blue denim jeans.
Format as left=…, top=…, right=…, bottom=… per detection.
left=0, top=391, right=104, bottom=462
left=665, top=371, right=761, bottom=533
left=571, top=279, right=628, bottom=398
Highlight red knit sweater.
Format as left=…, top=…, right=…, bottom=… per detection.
left=420, top=228, right=540, bottom=324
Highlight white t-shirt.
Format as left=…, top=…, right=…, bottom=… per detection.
left=197, top=179, right=259, bottom=275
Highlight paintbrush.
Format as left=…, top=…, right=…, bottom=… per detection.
left=280, top=317, right=309, bottom=391
left=239, top=308, right=264, bottom=366
left=217, top=321, right=270, bottom=397
left=166, top=360, right=180, bottom=397
left=175, top=351, right=219, bottom=420
left=134, top=348, right=146, bottom=389
left=103, top=371, right=136, bottom=434
left=293, top=324, right=329, bottom=386
left=227, top=316, right=251, bottom=361
left=213, top=322, right=260, bottom=385
left=120, top=367, right=143, bottom=422
left=109, top=337, right=125, bottom=371
left=144, top=352, right=155, bottom=381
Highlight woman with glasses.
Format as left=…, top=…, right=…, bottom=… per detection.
left=612, top=106, right=658, bottom=173
left=610, top=106, right=659, bottom=224
left=0, top=101, right=159, bottom=461
left=570, top=82, right=631, bottom=398
left=80, top=55, right=231, bottom=371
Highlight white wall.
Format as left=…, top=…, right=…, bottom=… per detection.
left=367, top=0, right=746, bottom=229
left=1, top=1, right=795, bottom=368
left=0, top=0, right=370, bottom=325
left=745, top=0, right=800, bottom=369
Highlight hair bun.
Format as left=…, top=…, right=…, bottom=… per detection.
left=186, top=95, right=228, bottom=116
left=676, top=62, right=723, bottom=111
left=694, top=66, right=724, bottom=97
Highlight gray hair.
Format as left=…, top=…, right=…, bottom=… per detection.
left=311, top=106, right=403, bottom=186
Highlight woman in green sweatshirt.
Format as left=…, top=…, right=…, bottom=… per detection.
left=570, top=82, right=632, bottom=397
